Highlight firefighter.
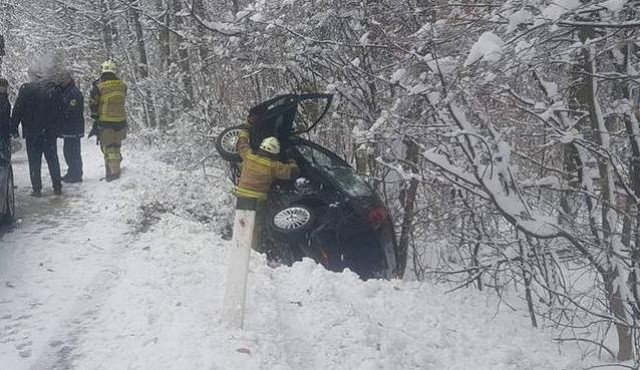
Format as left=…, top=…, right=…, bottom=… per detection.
left=88, top=60, right=127, bottom=182
left=235, top=136, right=300, bottom=252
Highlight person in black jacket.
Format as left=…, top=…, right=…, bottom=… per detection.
left=0, top=78, right=16, bottom=143
left=58, top=71, right=84, bottom=183
left=12, top=74, right=64, bottom=197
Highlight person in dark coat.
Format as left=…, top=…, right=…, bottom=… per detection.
left=12, top=73, right=64, bottom=197
left=0, top=78, right=16, bottom=143
left=58, top=71, right=84, bottom=182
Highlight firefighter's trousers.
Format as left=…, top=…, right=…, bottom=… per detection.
left=99, top=127, right=126, bottom=176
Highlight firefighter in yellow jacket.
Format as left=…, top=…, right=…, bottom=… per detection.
left=235, top=135, right=299, bottom=252
left=88, top=60, right=127, bottom=182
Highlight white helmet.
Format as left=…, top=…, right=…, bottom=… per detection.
left=260, top=137, right=280, bottom=155
left=101, top=60, right=117, bottom=75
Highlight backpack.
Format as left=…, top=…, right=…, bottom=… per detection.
left=247, top=93, right=334, bottom=152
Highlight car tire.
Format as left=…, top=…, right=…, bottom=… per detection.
left=270, top=205, right=314, bottom=235
left=215, top=125, right=244, bottom=163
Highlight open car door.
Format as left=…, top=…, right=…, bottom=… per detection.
left=246, top=94, right=333, bottom=152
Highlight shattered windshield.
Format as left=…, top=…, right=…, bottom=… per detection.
left=297, top=144, right=372, bottom=198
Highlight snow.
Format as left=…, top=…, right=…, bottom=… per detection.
left=358, top=32, right=370, bottom=45
left=506, top=9, right=533, bottom=33
left=539, top=80, right=559, bottom=99
left=464, top=32, right=504, bottom=67
left=0, top=137, right=594, bottom=369
left=515, top=40, right=534, bottom=59
left=390, top=68, right=406, bottom=84
left=601, top=0, right=628, bottom=13
left=611, top=48, right=625, bottom=65
left=540, top=0, right=581, bottom=21
left=422, top=148, right=485, bottom=194
left=250, top=13, right=264, bottom=22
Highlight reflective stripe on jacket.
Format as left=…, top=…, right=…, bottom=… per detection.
left=236, top=151, right=298, bottom=200
left=97, top=80, right=127, bottom=123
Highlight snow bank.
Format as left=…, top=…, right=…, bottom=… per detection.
left=0, top=137, right=596, bottom=370
left=68, top=211, right=588, bottom=370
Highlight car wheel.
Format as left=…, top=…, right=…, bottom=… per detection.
left=271, top=205, right=314, bottom=234
left=215, top=125, right=244, bottom=163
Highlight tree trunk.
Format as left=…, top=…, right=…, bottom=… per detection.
left=604, top=276, right=635, bottom=361
left=98, top=0, right=114, bottom=55
left=0, top=34, right=5, bottom=73
left=156, top=0, right=171, bottom=68
left=193, top=0, right=209, bottom=63
left=128, top=2, right=157, bottom=128
left=171, top=0, right=194, bottom=109
left=230, top=0, right=239, bottom=15
left=519, top=239, right=537, bottom=328
left=581, top=42, right=635, bottom=362
left=396, top=139, right=419, bottom=278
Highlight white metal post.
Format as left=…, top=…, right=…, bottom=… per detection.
left=222, top=207, right=256, bottom=329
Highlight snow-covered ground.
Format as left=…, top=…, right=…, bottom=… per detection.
left=0, top=138, right=597, bottom=370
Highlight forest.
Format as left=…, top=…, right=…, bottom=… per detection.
left=1, top=0, right=640, bottom=363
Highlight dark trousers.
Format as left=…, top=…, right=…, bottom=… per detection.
left=62, top=137, right=83, bottom=179
left=26, top=136, right=61, bottom=192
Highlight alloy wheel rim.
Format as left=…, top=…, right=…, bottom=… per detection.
left=221, top=129, right=240, bottom=154
left=274, top=206, right=311, bottom=230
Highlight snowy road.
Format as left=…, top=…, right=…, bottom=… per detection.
left=0, top=142, right=138, bottom=370
left=1, top=139, right=589, bottom=370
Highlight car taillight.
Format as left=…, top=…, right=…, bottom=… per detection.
left=320, top=247, right=331, bottom=267
left=367, top=207, right=387, bottom=230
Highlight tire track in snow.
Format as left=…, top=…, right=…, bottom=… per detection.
left=249, top=264, right=317, bottom=370
left=28, top=257, right=125, bottom=370
left=0, top=145, right=139, bottom=370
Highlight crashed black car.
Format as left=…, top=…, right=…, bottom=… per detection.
left=0, top=139, right=15, bottom=225
left=215, top=94, right=399, bottom=279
